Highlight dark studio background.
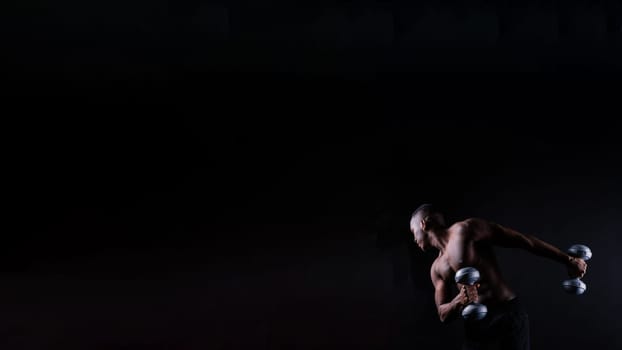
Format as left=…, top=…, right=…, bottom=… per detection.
left=3, top=1, right=622, bottom=349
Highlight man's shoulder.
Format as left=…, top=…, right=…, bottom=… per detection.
left=456, top=217, right=487, bottom=227
left=450, top=218, right=490, bottom=239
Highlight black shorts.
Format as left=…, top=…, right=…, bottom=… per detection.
left=462, top=297, right=530, bottom=350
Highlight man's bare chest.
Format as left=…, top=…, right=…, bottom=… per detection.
left=433, top=256, right=455, bottom=281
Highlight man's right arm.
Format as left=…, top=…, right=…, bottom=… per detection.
left=432, top=272, right=469, bottom=323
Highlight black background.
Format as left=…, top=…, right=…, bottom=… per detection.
left=3, top=1, right=622, bottom=349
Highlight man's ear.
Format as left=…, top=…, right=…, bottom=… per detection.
left=420, top=217, right=428, bottom=231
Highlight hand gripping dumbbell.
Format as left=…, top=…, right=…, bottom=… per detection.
left=562, top=244, right=592, bottom=295
left=455, top=267, right=488, bottom=321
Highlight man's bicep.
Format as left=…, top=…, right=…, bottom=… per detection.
left=489, top=222, right=532, bottom=249
left=453, top=228, right=472, bottom=267
left=450, top=223, right=477, bottom=267
left=432, top=275, right=450, bottom=308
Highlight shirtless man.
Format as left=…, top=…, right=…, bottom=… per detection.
left=409, top=204, right=588, bottom=350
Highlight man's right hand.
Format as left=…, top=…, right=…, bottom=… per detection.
left=457, top=283, right=479, bottom=306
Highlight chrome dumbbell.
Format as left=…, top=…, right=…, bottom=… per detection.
left=562, top=244, right=592, bottom=295
left=455, top=267, right=488, bottom=321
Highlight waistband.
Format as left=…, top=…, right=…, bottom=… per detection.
left=484, top=296, right=522, bottom=314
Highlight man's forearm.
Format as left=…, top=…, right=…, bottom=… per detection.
left=438, top=293, right=463, bottom=323
left=524, top=234, right=572, bottom=264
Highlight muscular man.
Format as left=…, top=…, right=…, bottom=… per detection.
left=409, top=204, right=587, bottom=350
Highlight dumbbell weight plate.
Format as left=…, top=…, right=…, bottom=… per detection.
left=455, top=267, right=480, bottom=285
left=568, top=244, right=592, bottom=261
left=562, top=278, right=587, bottom=295
left=461, top=303, right=488, bottom=321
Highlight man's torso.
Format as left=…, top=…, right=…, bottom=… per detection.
left=432, top=219, right=517, bottom=306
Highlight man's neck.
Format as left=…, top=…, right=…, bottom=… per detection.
left=432, top=228, right=450, bottom=254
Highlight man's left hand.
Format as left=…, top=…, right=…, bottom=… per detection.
left=567, top=256, right=587, bottom=279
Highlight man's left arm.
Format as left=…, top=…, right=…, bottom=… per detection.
left=470, top=218, right=587, bottom=279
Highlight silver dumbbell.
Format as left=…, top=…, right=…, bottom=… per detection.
left=455, top=267, right=488, bottom=321
left=562, top=244, right=592, bottom=295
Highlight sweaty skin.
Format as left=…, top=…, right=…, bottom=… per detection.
left=412, top=217, right=588, bottom=323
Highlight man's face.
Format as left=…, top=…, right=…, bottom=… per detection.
left=410, top=222, right=429, bottom=251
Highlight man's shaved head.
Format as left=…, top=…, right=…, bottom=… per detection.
left=411, top=203, right=434, bottom=221
left=410, top=204, right=445, bottom=228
